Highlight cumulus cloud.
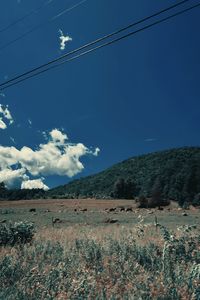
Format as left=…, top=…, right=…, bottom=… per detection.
left=0, top=104, right=14, bottom=129
left=0, top=128, right=99, bottom=188
left=59, top=29, right=72, bottom=50
left=21, top=179, right=49, bottom=191
left=0, top=168, right=27, bottom=189
left=50, top=128, right=68, bottom=144
left=93, top=147, right=100, bottom=156
left=0, top=119, right=7, bottom=130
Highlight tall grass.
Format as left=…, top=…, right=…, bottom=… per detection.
left=0, top=223, right=199, bottom=299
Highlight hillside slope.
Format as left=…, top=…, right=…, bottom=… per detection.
left=49, top=147, right=200, bottom=202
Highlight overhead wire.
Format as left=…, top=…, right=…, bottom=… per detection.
left=0, top=0, right=192, bottom=88
left=0, top=0, right=190, bottom=54
left=0, top=0, right=54, bottom=34
left=0, top=0, right=199, bottom=91
left=52, top=0, right=88, bottom=20
left=0, top=0, right=88, bottom=52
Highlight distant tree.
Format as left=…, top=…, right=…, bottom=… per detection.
left=124, top=179, right=138, bottom=199
left=137, top=195, right=148, bottom=208
left=192, top=193, right=200, bottom=207
left=113, top=178, right=138, bottom=199
left=0, top=182, right=6, bottom=190
left=113, top=178, right=126, bottom=199
left=181, top=161, right=200, bottom=205
left=151, top=178, right=163, bottom=207
left=0, top=182, right=8, bottom=200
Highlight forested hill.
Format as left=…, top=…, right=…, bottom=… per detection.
left=49, top=147, right=200, bottom=204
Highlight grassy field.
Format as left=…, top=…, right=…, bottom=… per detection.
left=0, top=198, right=199, bottom=229
left=0, top=199, right=200, bottom=299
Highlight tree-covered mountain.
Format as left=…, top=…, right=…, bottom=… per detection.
left=48, top=147, right=200, bottom=205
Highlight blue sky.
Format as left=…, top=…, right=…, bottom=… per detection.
left=0, top=0, right=200, bottom=189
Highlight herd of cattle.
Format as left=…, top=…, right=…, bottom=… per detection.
left=27, top=206, right=136, bottom=225
left=29, top=206, right=135, bottom=214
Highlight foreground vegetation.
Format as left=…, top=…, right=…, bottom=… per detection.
left=0, top=219, right=200, bottom=299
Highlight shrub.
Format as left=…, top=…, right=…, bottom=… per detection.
left=0, top=221, right=35, bottom=246
left=192, top=193, right=200, bottom=206
left=137, top=195, right=170, bottom=208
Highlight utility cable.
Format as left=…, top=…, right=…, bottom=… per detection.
left=0, top=0, right=192, bottom=85
left=0, top=0, right=88, bottom=52
left=0, top=0, right=54, bottom=34
left=1, top=1, right=199, bottom=91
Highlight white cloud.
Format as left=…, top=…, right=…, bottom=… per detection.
left=50, top=128, right=68, bottom=144
left=59, top=29, right=72, bottom=50
left=0, top=168, right=27, bottom=188
left=0, top=119, right=7, bottom=129
left=93, top=147, right=100, bottom=156
left=21, top=178, right=49, bottom=191
left=0, top=104, right=14, bottom=129
left=0, top=128, right=99, bottom=188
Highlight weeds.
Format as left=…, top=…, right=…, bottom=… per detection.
left=0, top=222, right=199, bottom=299
left=0, top=221, right=34, bottom=246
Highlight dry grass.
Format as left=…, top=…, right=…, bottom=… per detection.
left=0, top=217, right=200, bottom=299
left=0, top=199, right=200, bottom=299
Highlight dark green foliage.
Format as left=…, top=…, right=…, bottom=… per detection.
left=112, top=178, right=138, bottom=199
left=0, top=221, right=35, bottom=246
left=49, top=147, right=200, bottom=204
left=151, top=177, right=163, bottom=203
left=0, top=184, right=45, bottom=201
left=137, top=197, right=170, bottom=208
left=192, top=193, right=200, bottom=206
left=0, top=182, right=7, bottom=199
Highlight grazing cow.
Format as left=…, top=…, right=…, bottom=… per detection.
left=0, top=219, right=7, bottom=223
left=105, top=218, right=118, bottom=224
left=120, top=207, right=125, bottom=212
left=158, top=207, right=164, bottom=211
left=182, top=212, right=188, bottom=216
left=109, top=208, right=116, bottom=212
left=126, top=207, right=133, bottom=212
left=29, top=208, right=36, bottom=212
left=80, top=208, right=87, bottom=212
left=52, top=217, right=62, bottom=226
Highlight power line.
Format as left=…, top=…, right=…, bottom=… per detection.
left=1, top=1, right=199, bottom=91
left=52, top=0, right=88, bottom=20
left=0, top=0, right=192, bottom=88
left=0, top=0, right=88, bottom=53
left=0, top=0, right=54, bottom=34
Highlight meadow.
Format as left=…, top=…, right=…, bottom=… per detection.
left=0, top=199, right=200, bottom=299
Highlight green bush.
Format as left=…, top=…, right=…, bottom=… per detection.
left=0, top=221, right=35, bottom=246
left=192, top=193, right=200, bottom=206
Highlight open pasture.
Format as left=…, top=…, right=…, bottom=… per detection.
left=0, top=199, right=200, bottom=299
left=0, top=198, right=199, bottom=230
